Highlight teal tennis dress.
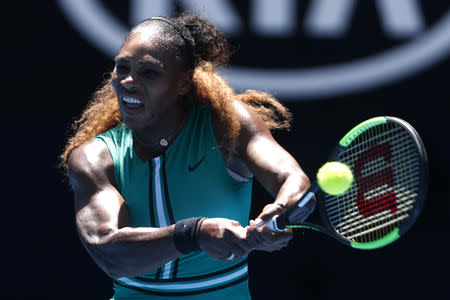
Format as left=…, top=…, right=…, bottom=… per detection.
left=95, top=105, right=253, bottom=299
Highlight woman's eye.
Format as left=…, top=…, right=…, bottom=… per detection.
left=142, top=69, right=159, bottom=78
left=115, top=64, right=129, bottom=73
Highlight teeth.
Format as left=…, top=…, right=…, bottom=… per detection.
left=123, top=97, right=143, bottom=104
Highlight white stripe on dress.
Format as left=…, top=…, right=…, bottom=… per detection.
left=154, top=156, right=172, bottom=279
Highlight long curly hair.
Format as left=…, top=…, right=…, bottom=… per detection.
left=60, top=13, right=292, bottom=176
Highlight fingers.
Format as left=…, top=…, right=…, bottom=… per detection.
left=226, top=241, right=249, bottom=261
left=263, top=230, right=292, bottom=251
left=199, top=216, right=293, bottom=260
left=256, top=196, right=317, bottom=227
left=217, top=227, right=252, bottom=261
left=246, top=225, right=292, bottom=252
left=254, top=203, right=285, bottom=226
left=205, top=238, right=250, bottom=261
left=198, top=218, right=253, bottom=261
left=204, top=242, right=247, bottom=261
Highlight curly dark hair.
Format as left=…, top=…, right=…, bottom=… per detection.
left=60, top=13, right=292, bottom=176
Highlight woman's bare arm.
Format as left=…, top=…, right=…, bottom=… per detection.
left=69, top=140, right=253, bottom=277
left=68, top=140, right=182, bottom=278
left=230, top=101, right=315, bottom=251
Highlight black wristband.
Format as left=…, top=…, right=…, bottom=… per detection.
left=173, top=217, right=206, bottom=254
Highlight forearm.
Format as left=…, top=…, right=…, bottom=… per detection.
left=81, top=225, right=180, bottom=278
left=273, top=172, right=310, bottom=208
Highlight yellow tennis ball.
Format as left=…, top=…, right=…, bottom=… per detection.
left=317, top=162, right=354, bottom=196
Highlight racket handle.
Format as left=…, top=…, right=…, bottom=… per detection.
left=265, top=186, right=318, bottom=232
left=266, top=215, right=285, bottom=232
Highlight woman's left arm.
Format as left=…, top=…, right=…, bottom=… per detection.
left=232, top=101, right=315, bottom=251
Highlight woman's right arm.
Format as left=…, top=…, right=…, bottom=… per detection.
left=68, top=140, right=251, bottom=278
left=68, top=140, right=183, bottom=278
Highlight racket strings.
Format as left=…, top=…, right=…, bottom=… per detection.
left=325, top=123, right=420, bottom=243
left=363, top=123, right=414, bottom=242
left=332, top=125, right=415, bottom=241
left=326, top=184, right=419, bottom=221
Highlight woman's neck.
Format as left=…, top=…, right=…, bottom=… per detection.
left=132, top=106, right=189, bottom=160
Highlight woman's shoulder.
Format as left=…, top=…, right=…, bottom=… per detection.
left=229, top=100, right=271, bottom=140
left=67, top=139, right=115, bottom=187
left=210, top=100, right=256, bottom=179
left=210, top=100, right=268, bottom=148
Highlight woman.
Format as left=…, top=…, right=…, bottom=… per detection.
left=60, top=13, right=314, bottom=299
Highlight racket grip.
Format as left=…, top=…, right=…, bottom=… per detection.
left=266, top=216, right=285, bottom=232
left=265, top=186, right=318, bottom=232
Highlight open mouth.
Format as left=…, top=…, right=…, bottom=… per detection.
left=123, top=96, right=144, bottom=109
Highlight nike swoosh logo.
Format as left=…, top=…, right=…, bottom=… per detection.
left=188, top=155, right=206, bottom=172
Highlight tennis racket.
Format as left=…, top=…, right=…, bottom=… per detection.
left=266, top=116, right=428, bottom=250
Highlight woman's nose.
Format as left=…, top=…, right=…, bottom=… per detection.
left=121, top=75, right=138, bottom=92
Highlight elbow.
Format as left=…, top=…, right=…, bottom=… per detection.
left=299, top=171, right=311, bottom=191
left=292, top=163, right=311, bottom=190
left=94, top=251, right=124, bottom=278
left=100, top=253, right=141, bottom=279
left=99, top=257, right=136, bottom=278
left=83, top=240, right=134, bottom=279
left=78, top=230, right=134, bottom=278
left=104, top=265, right=142, bottom=279
left=103, top=267, right=127, bottom=279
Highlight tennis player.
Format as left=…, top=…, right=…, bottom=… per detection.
left=60, top=13, right=314, bottom=299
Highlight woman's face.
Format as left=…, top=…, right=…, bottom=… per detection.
left=111, top=30, right=189, bottom=130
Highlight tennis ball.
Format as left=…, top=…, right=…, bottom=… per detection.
left=317, top=162, right=353, bottom=196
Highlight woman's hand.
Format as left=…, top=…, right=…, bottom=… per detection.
left=245, top=203, right=293, bottom=252
left=245, top=223, right=293, bottom=253
left=253, top=203, right=286, bottom=227
left=244, top=197, right=315, bottom=253
left=198, top=218, right=253, bottom=261
left=255, top=196, right=315, bottom=228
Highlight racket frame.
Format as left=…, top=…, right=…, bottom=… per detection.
left=267, top=116, right=428, bottom=250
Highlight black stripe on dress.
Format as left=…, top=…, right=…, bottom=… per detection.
left=136, top=259, right=247, bottom=283
left=114, top=274, right=248, bottom=296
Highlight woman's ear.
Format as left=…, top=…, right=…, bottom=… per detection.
left=178, top=70, right=194, bottom=95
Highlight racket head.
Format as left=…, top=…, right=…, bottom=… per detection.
left=317, top=116, right=428, bottom=250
